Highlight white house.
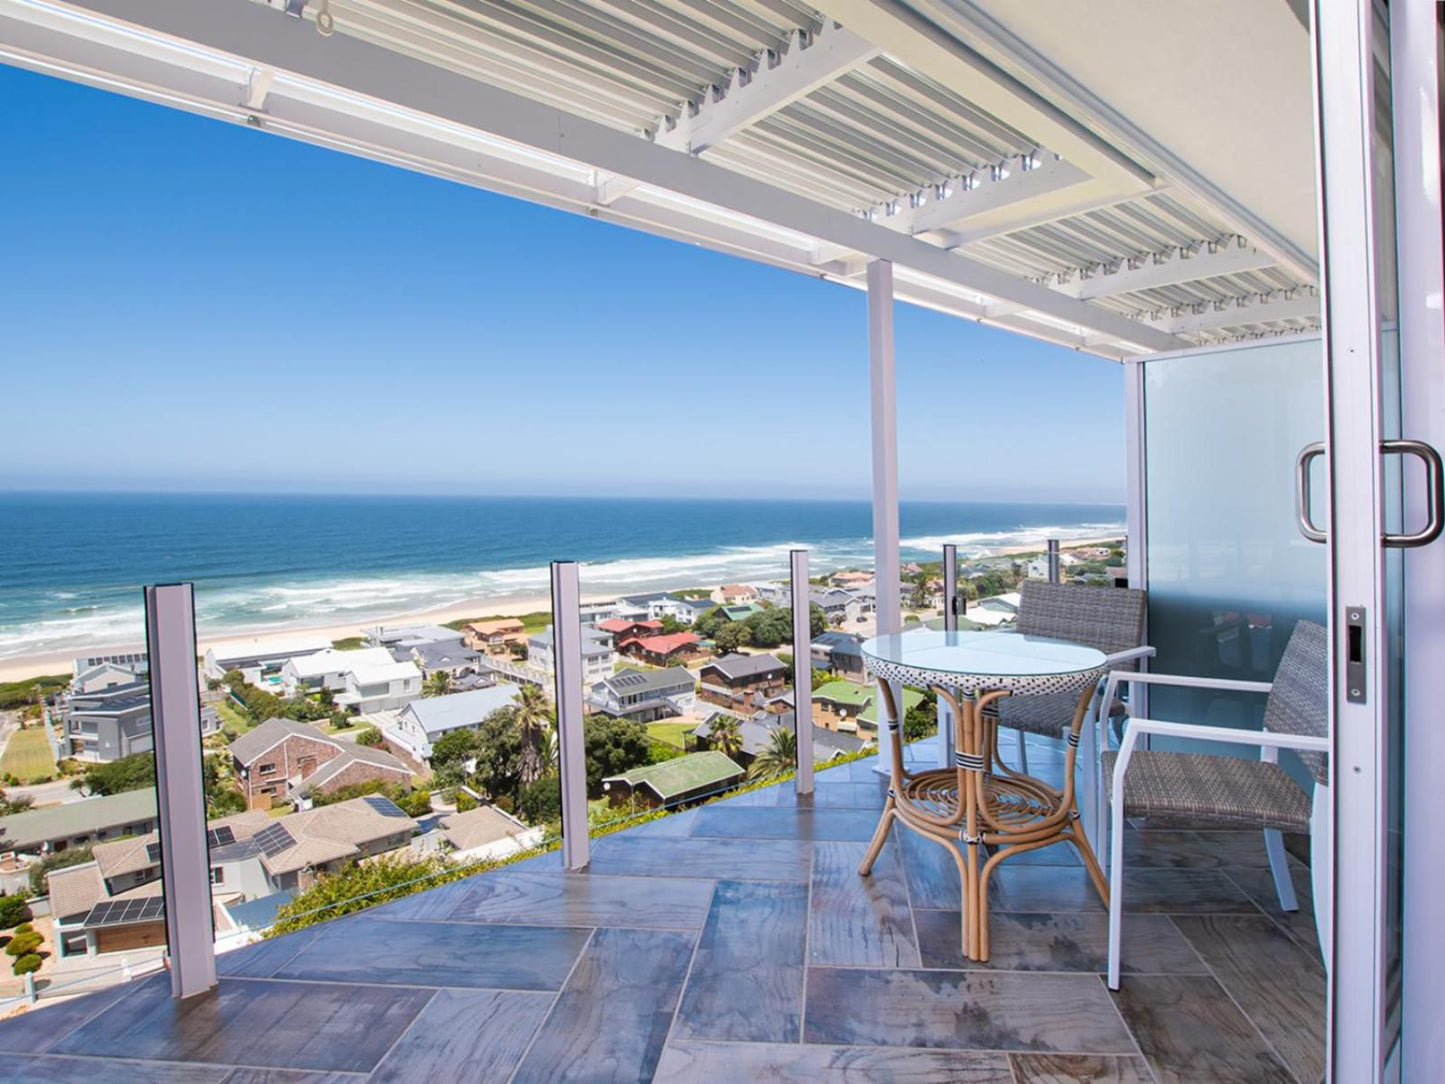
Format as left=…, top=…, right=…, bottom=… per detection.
left=527, top=625, right=616, bottom=685
left=388, top=683, right=522, bottom=760
left=280, top=648, right=422, bottom=713
left=203, top=635, right=332, bottom=684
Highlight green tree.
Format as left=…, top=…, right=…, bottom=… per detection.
left=424, top=671, right=452, bottom=698
left=77, top=753, right=155, bottom=796
left=516, top=775, right=562, bottom=826
left=708, top=716, right=743, bottom=760
left=472, top=707, right=525, bottom=804
left=515, top=683, right=553, bottom=788
left=430, top=727, right=479, bottom=770
left=691, top=607, right=725, bottom=639
left=712, top=622, right=749, bottom=653
left=0, top=895, right=31, bottom=928
left=750, top=726, right=797, bottom=780
left=28, top=847, right=92, bottom=898
left=903, top=692, right=939, bottom=743
left=657, top=614, right=685, bottom=635
left=355, top=727, right=385, bottom=748
left=582, top=715, right=650, bottom=795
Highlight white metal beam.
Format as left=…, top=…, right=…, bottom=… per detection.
left=806, top=0, right=1154, bottom=193
left=936, top=178, right=1157, bottom=249
left=19, top=0, right=1184, bottom=351
left=656, top=22, right=879, bottom=155
left=1055, top=238, right=1279, bottom=300
left=869, top=151, right=1090, bottom=237
left=1144, top=291, right=1319, bottom=335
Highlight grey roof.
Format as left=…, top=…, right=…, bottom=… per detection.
left=703, top=653, right=786, bottom=682
left=368, top=623, right=464, bottom=647
left=681, top=598, right=718, bottom=612
left=601, top=667, right=694, bottom=697
left=812, top=632, right=864, bottom=656
left=530, top=625, right=614, bottom=658
left=620, top=592, right=672, bottom=606
left=0, top=790, right=158, bottom=851
left=69, top=691, right=151, bottom=718
left=229, top=717, right=331, bottom=765
left=691, top=712, right=863, bottom=761
left=412, top=642, right=484, bottom=670
left=224, top=888, right=297, bottom=931
left=69, top=680, right=149, bottom=704
left=399, top=684, right=522, bottom=735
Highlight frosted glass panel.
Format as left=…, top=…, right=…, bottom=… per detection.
left=1144, top=337, right=1326, bottom=745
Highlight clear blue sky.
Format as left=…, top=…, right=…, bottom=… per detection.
left=0, top=63, right=1124, bottom=503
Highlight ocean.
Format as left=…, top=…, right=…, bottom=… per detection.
left=0, top=493, right=1123, bottom=661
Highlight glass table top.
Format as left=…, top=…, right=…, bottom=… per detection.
left=861, top=629, right=1105, bottom=678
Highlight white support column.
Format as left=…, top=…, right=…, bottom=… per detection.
left=550, top=561, right=589, bottom=871
left=790, top=549, right=814, bottom=795
left=1123, top=359, right=1149, bottom=721
left=144, top=583, right=215, bottom=1000
left=869, top=258, right=901, bottom=776
left=937, top=543, right=958, bottom=767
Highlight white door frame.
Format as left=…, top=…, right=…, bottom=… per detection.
left=1312, top=0, right=1391, bottom=1079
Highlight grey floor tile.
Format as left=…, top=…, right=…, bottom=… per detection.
left=655, top=1040, right=1014, bottom=1082
left=1124, top=829, right=1274, bottom=869
left=0, top=973, right=152, bottom=1053
left=897, top=823, right=964, bottom=910
left=365, top=879, right=473, bottom=921
left=673, top=880, right=807, bottom=1042
left=587, top=834, right=812, bottom=880
left=804, top=967, right=1136, bottom=1053
left=220, top=1071, right=364, bottom=1083
left=1171, top=914, right=1326, bottom=1084
left=806, top=780, right=890, bottom=809
left=985, top=839, right=1082, bottom=867
left=810, top=840, right=919, bottom=967
left=511, top=927, right=694, bottom=1083
left=627, top=808, right=701, bottom=835
left=1224, top=865, right=1321, bottom=958
left=1010, top=1053, right=1155, bottom=1083
left=1110, top=973, right=1295, bottom=1083
left=276, top=916, right=590, bottom=990
left=423, top=869, right=714, bottom=928
left=691, top=806, right=881, bottom=841
left=915, top=909, right=1207, bottom=974
left=217, top=928, right=324, bottom=977
left=0, top=1055, right=229, bottom=1083
left=52, top=978, right=433, bottom=1073
left=1120, top=869, right=1258, bottom=913
left=368, top=988, right=553, bottom=1083
left=989, top=865, right=1107, bottom=912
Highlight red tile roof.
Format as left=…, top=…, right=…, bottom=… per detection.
left=597, top=618, right=663, bottom=634
left=621, top=632, right=701, bottom=656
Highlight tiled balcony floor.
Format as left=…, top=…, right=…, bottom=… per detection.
left=0, top=740, right=1326, bottom=1083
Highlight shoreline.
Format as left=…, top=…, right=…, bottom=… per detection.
left=0, top=536, right=1122, bottom=683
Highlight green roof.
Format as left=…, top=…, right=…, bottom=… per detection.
left=604, top=751, right=745, bottom=800
left=719, top=603, right=763, bottom=620
left=814, top=680, right=872, bottom=708
left=860, top=687, right=925, bottom=725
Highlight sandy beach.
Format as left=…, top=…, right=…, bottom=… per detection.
left=0, top=536, right=1122, bottom=683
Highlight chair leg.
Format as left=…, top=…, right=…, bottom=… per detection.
left=1107, top=785, right=1127, bottom=989
left=1264, top=828, right=1299, bottom=913
left=1017, top=728, right=1029, bottom=773
left=857, top=795, right=896, bottom=876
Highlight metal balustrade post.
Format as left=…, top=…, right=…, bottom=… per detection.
left=937, top=544, right=958, bottom=767
left=144, top=583, right=216, bottom=999
left=868, top=258, right=899, bottom=778
left=550, top=561, right=589, bottom=871
left=790, top=549, right=814, bottom=795
left=1047, top=539, right=1061, bottom=584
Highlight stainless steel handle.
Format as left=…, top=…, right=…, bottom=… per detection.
left=1296, top=442, right=1327, bottom=543
left=1382, top=439, right=1445, bottom=548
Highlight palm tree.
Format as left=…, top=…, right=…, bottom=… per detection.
left=424, top=670, right=451, bottom=698
left=750, top=725, right=797, bottom=780
left=710, top=716, right=743, bottom=760
left=516, top=682, right=552, bottom=787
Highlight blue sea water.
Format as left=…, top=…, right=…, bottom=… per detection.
left=0, top=493, right=1123, bottom=660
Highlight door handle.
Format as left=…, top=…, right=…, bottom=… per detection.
left=1296, top=442, right=1327, bottom=543
left=1382, top=439, right=1445, bottom=548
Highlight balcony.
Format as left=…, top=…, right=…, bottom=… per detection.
left=0, top=739, right=1324, bottom=1083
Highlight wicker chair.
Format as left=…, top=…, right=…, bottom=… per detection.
left=985, top=582, right=1152, bottom=848
left=1102, top=618, right=1330, bottom=988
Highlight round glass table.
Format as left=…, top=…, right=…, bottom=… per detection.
left=857, top=629, right=1109, bottom=962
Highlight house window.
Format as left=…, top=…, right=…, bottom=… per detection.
left=210, top=867, right=225, bottom=885
left=257, top=762, right=276, bottom=774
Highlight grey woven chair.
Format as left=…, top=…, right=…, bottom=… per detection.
left=1102, top=618, right=1330, bottom=988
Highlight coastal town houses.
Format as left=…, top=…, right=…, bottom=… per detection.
left=438, top=804, right=541, bottom=862
left=601, top=750, right=744, bottom=811
left=71, top=652, right=148, bottom=694
left=60, top=680, right=221, bottom=762
left=588, top=667, right=696, bottom=723
left=691, top=710, right=864, bottom=766
left=229, top=718, right=413, bottom=809
left=405, top=640, right=485, bottom=683
left=0, top=789, right=159, bottom=855
left=594, top=618, right=664, bottom=645
left=617, top=631, right=706, bottom=667
left=810, top=631, right=867, bottom=680
left=363, top=623, right=465, bottom=652
left=462, top=618, right=527, bottom=655
left=810, top=587, right=868, bottom=626
left=202, top=634, right=331, bottom=684
left=697, top=652, right=787, bottom=709
left=388, top=684, right=522, bottom=761
left=716, top=584, right=758, bottom=605
left=528, top=625, right=616, bottom=685
left=279, top=647, right=422, bottom=712
left=813, top=680, right=925, bottom=737
left=831, top=570, right=875, bottom=590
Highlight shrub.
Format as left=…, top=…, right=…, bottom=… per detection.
left=455, top=790, right=478, bottom=813
left=28, top=846, right=94, bottom=898
left=0, top=895, right=31, bottom=929
left=13, top=923, right=33, bottom=936
left=5, top=931, right=42, bottom=957
left=398, top=789, right=433, bottom=818
left=516, top=777, right=561, bottom=825
left=355, top=727, right=384, bottom=748
left=12, top=953, right=41, bottom=976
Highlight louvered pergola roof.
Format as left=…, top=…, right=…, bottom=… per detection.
left=0, top=0, right=1319, bottom=358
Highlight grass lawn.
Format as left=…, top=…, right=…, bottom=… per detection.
left=213, top=700, right=255, bottom=736
left=0, top=673, right=69, bottom=712
left=443, top=611, right=553, bottom=635
left=330, top=636, right=366, bottom=650
left=1, top=727, right=56, bottom=783
left=647, top=722, right=694, bottom=750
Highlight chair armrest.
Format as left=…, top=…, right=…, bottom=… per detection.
left=1102, top=645, right=1156, bottom=667
left=1122, top=717, right=1330, bottom=754
left=1100, top=671, right=1273, bottom=724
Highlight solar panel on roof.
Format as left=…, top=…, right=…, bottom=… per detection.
left=362, top=795, right=406, bottom=817
left=145, top=841, right=162, bottom=865
left=83, top=896, right=165, bottom=928
left=252, top=823, right=296, bottom=858
left=207, top=825, right=236, bottom=848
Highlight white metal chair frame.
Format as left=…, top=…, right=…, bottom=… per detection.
left=1100, top=670, right=1330, bottom=990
